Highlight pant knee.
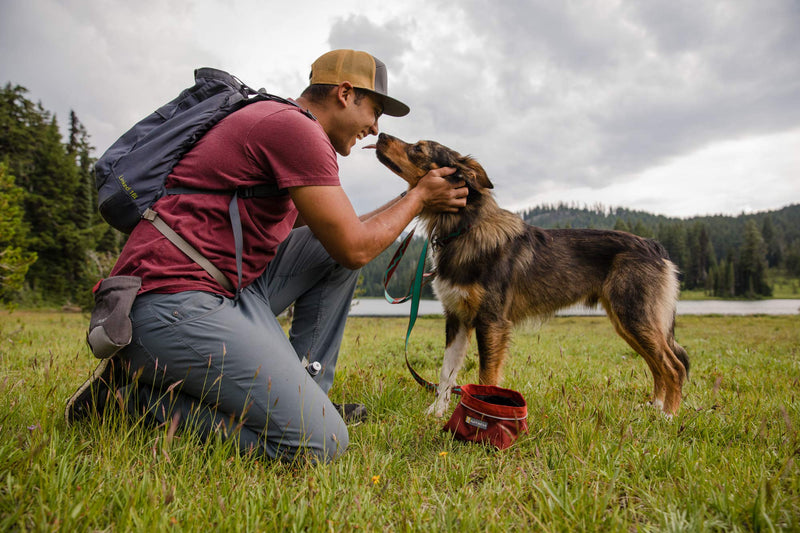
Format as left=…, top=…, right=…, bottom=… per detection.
left=319, top=424, right=349, bottom=462
left=274, top=420, right=349, bottom=463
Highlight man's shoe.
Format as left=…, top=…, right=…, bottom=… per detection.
left=333, top=403, right=368, bottom=426
left=64, top=356, right=124, bottom=424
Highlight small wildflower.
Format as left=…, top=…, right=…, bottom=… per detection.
left=439, top=451, right=448, bottom=457
left=372, top=475, right=380, bottom=485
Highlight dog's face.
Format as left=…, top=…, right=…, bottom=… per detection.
left=371, top=133, right=494, bottom=191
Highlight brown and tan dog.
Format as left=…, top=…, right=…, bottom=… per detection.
left=372, top=133, right=690, bottom=417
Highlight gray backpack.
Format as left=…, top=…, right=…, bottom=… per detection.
left=87, top=69, right=315, bottom=358
left=94, top=67, right=315, bottom=293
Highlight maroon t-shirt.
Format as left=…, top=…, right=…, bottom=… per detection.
left=110, top=100, right=340, bottom=296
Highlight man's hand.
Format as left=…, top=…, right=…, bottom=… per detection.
left=408, top=167, right=468, bottom=213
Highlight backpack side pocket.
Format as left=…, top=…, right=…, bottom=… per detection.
left=87, top=276, right=142, bottom=359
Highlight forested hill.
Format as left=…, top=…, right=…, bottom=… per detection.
left=520, top=203, right=800, bottom=264
left=523, top=204, right=672, bottom=230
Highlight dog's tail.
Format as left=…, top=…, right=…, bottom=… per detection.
left=646, top=238, right=671, bottom=261
left=663, top=258, right=690, bottom=379
left=669, top=318, right=690, bottom=379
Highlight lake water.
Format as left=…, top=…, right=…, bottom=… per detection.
left=349, top=298, right=800, bottom=317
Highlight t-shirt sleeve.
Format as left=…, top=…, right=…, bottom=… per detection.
left=244, top=108, right=340, bottom=189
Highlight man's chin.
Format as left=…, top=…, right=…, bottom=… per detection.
left=334, top=140, right=353, bottom=157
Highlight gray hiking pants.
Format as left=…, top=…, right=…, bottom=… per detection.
left=118, top=226, right=359, bottom=462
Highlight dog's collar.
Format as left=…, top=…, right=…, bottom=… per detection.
left=431, top=223, right=473, bottom=249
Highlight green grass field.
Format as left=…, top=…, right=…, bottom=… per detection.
left=1, top=311, right=798, bottom=531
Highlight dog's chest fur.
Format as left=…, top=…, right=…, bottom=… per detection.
left=426, top=205, right=526, bottom=323
left=432, top=276, right=485, bottom=323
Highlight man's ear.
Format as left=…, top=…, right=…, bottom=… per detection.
left=336, top=82, right=355, bottom=107
left=457, top=156, right=494, bottom=190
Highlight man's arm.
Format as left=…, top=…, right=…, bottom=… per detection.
left=295, top=191, right=403, bottom=229
left=289, top=169, right=465, bottom=269
left=356, top=187, right=416, bottom=222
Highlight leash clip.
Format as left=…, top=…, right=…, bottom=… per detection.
left=430, top=223, right=473, bottom=250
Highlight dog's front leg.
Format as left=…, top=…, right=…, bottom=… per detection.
left=427, top=317, right=471, bottom=417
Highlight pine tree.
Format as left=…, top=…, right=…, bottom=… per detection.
left=786, top=242, right=800, bottom=277
left=631, top=220, right=653, bottom=238
left=684, top=222, right=716, bottom=290
left=760, top=215, right=782, bottom=268
left=68, top=110, right=95, bottom=228
left=0, top=163, right=37, bottom=301
left=657, top=222, right=688, bottom=273
left=738, top=219, right=771, bottom=297
left=613, top=218, right=629, bottom=232
left=0, top=83, right=95, bottom=305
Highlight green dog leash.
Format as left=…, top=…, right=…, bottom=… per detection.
left=384, top=230, right=461, bottom=395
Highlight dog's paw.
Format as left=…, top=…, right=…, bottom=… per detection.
left=638, top=399, right=676, bottom=420
left=425, top=402, right=440, bottom=417
left=426, top=394, right=451, bottom=418
left=638, top=399, right=665, bottom=411
left=650, top=398, right=665, bottom=410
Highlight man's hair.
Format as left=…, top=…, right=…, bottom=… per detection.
left=300, top=84, right=371, bottom=105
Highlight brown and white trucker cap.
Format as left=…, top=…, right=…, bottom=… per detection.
left=309, top=49, right=410, bottom=117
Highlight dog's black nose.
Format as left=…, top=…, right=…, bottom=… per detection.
left=378, top=132, right=401, bottom=143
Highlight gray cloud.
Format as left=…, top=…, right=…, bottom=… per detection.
left=328, top=15, right=414, bottom=76
left=340, top=0, right=800, bottom=209
left=1, top=0, right=222, bottom=152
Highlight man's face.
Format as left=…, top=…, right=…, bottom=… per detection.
left=329, top=89, right=383, bottom=156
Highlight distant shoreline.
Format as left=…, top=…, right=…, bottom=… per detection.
left=349, top=298, right=800, bottom=317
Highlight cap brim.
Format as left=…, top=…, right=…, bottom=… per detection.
left=373, top=92, right=410, bottom=117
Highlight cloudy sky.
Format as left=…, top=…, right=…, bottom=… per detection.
left=2, top=0, right=799, bottom=219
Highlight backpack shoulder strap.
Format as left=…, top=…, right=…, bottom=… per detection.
left=165, top=183, right=288, bottom=198
left=142, top=208, right=235, bottom=293
left=151, top=184, right=288, bottom=296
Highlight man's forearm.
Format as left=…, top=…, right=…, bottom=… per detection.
left=359, top=190, right=407, bottom=222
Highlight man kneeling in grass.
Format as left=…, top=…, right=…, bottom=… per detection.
left=65, top=49, right=467, bottom=462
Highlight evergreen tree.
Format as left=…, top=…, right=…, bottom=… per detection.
left=613, top=218, right=629, bottom=232
left=631, top=220, right=653, bottom=238
left=684, top=222, right=715, bottom=290
left=785, top=243, right=800, bottom=277
left=709, top=254, right=736, bottom=298
left=0, top=163, right=37, bottom=301
left=724, top=258, right=735, bottom=298
left=656, top=222, right=688, bottom=272
left=0, top=83, right=95, bottom=305
left=760, top=215, right=782, bottom=268
left=68, top=110, right=95, bottom=227
left=738, top=220, right=771, bottom=297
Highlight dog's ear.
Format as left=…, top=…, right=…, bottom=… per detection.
left=456, top=156, right=494, bottom=190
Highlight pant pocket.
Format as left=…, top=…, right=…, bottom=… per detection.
left=145, top=291, right=229, bottom=327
